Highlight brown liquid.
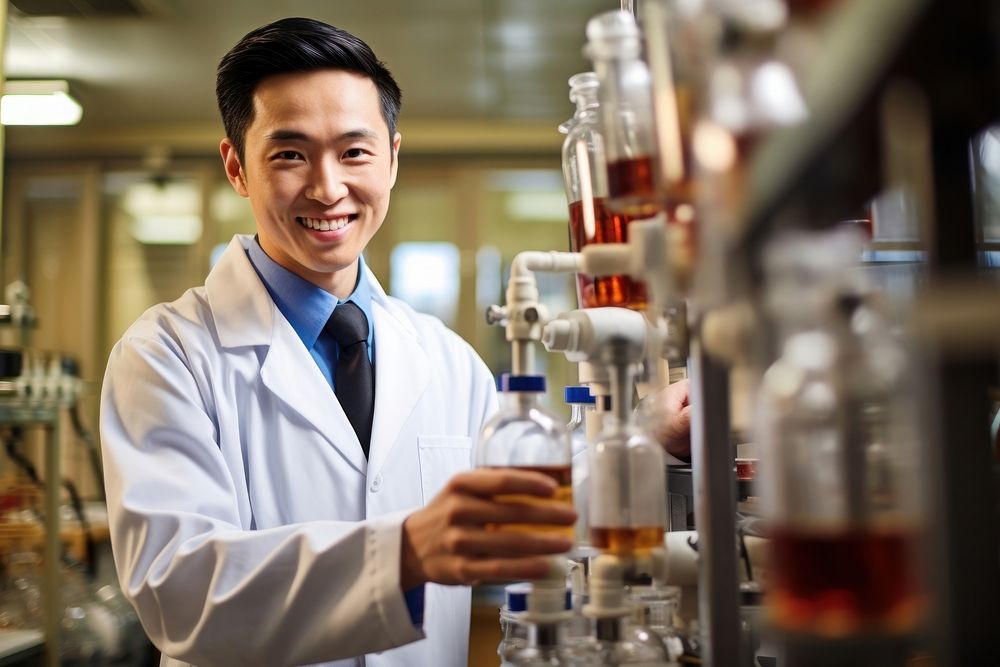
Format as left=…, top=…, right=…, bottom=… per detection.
left=487, top=465, right=574, bottom=537
left=568, top=198, right=648, bottom=310
left=769, top=525, right=925, bottom=637
left=735, top=459, right=757, bottom=481
left=606, top=155, right=664, bottom=219
left=590, top=526, right=664, bottom=555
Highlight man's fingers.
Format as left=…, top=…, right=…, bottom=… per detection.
left=457, top=556, right=555, bottom=584
left=444, top=494, right=576, bottom=527
left=442, top=527, right=573, bottom=557
left=448, top=468, right=559, bottom=498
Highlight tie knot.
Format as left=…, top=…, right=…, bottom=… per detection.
left=326, top=301, right=369, bottom=347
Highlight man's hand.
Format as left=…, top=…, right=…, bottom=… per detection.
left=648, top=378, right=692, bottom=458
left=400, top=469, right=575, bottom=588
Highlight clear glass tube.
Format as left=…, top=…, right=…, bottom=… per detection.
left=588, top=353, right=667, bottom=555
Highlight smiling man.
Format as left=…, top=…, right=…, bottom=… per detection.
left=100, top=18, right=575, bottom=667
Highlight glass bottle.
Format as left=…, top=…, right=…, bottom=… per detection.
left=756, top=228, right=924, bottom=641
left=503, top=578, right=600, bottom=667
left=589, top=344, right=668, bottom=555
left=499, top=583, right=531, bottom=664
left=478, top=374, right=574, bottom=537
left=561, top=72, right=647, bottom=310
left=584, top=10, right=663, bottom=221
left=628, top=585, right=684, bottom=664
left=592, top=614, right=673, bottom=666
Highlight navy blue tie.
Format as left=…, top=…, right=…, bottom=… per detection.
left=325, top=302, right=374, bottom=458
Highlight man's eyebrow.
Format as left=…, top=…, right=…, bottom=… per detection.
left=339, top=129, right=380, bottom=141
left=263, top=128, right=380, bottom=143
left=265, top=129, right=310, bottom=142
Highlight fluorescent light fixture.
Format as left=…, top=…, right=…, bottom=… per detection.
left=1, top=80, right=82, bottom=126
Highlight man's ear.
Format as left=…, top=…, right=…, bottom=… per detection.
left=220, top=138, right=249, bottom=197
left=389, top=132, right=402, bottom=189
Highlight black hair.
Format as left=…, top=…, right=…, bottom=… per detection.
left=216, top=17, right=402, bottom=163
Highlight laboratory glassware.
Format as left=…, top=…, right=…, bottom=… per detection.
left=503, top=573, right=600, bottom=667
left=757, top=228, right=925, bottom=640
left=561, top=71, right=648, bottom=310
left=584, top=10, right=663, bottom=221
left=478, top=374, right=574, bottom=537
left=589, top=341, right=668, bottom=555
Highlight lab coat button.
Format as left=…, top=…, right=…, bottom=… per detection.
left=370, top=474, right=383, bottom=492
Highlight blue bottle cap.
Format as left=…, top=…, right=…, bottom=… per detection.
left=505, top=583, right=532, bottom=612
left=564, top=386, right=596, bottom=405
left=500, top=373, right=546, bottom=392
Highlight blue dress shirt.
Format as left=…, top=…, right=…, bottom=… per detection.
left=245, top=238, right=424, bottom=628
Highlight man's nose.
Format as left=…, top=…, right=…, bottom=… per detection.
left=305, top=158, right=349, bottom=204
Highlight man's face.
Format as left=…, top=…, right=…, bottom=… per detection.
left=221, top=69, right=400, bottom=297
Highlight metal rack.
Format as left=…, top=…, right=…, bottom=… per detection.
left=0, top=401, right=62, bottom=667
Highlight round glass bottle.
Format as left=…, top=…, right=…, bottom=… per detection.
left=478, top=374, right=574, bottom=537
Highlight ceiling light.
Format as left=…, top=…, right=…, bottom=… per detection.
left=1, top=80, right=82, bottom=126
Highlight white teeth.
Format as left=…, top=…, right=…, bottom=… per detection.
left=300, top=217, right=351, bottom=231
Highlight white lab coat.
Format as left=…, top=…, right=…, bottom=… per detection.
left=100, top=235, right=499, bottom=667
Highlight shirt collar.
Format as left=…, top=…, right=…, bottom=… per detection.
left=246, top=237, right=375, bottom=350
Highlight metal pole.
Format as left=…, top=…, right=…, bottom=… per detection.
left=689, top=337, right=741, bottom=667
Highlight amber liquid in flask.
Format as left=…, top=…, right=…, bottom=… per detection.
left=487, top=465, right=574, bottom=537
left=589, top=526, right=663, bottom=555
left=606, top=155, right=662, bottom=219
left=569, top=197, right=648, bottom=310
left=768, top=525, right=925, bottom=637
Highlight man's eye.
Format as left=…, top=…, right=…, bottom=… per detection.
left=343, top=148, right=367, bottom=159
left=274, top=150, right=302, bottom=160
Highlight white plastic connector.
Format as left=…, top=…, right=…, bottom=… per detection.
left=582, top=555, right=632, bottom=619
left=664, top=531, right=700, bottom=587
left=520, top=556, right=574, bottom=624
left=541, top=308, right=649, bottom=364
left=501, top=251, right=583, bottom=373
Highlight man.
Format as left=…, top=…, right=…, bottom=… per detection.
left=101, top=16, right=691, bottom=667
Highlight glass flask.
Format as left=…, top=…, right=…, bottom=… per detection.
left=561, top=71, right=648, bottom=310
left=584, top=10, right=663, bottom=221
left=757, top=228, right=924, bottom=640
left=499, top=583, right=531, bottom=664
left=592, top=614, right=673, bottom=666
left=628, top=585, right=684, bottom=663
left=589, top=352, right=667, bottom=555
left=478, top=374, right=574, bottom=537
left=503, top=604, right=600, bottom=666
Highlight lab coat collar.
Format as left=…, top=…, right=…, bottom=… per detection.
left=205, top=236, right=275, bottom=348
left=206, top=235, right=433, bottom=478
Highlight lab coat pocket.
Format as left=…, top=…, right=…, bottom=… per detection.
left=417, top=436, right=473, bottom=504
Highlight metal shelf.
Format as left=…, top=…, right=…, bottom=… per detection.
left=0, top=398, right=63, bottom=667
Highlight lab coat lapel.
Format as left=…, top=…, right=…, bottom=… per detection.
left=368, top=278, right=431, bottom=478
left=207, top=236, right=367, bottom=474
left=260, top=316, right=368, bottom=474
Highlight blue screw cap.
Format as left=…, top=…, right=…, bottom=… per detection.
left=505, top=583, right=531, bottom=612
left=500, top=373, right=546, bottom=392
left=564, top=385, right=596, bottom=404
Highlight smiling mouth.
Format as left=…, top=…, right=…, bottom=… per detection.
left=297, top=215, right=357, bottom=232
